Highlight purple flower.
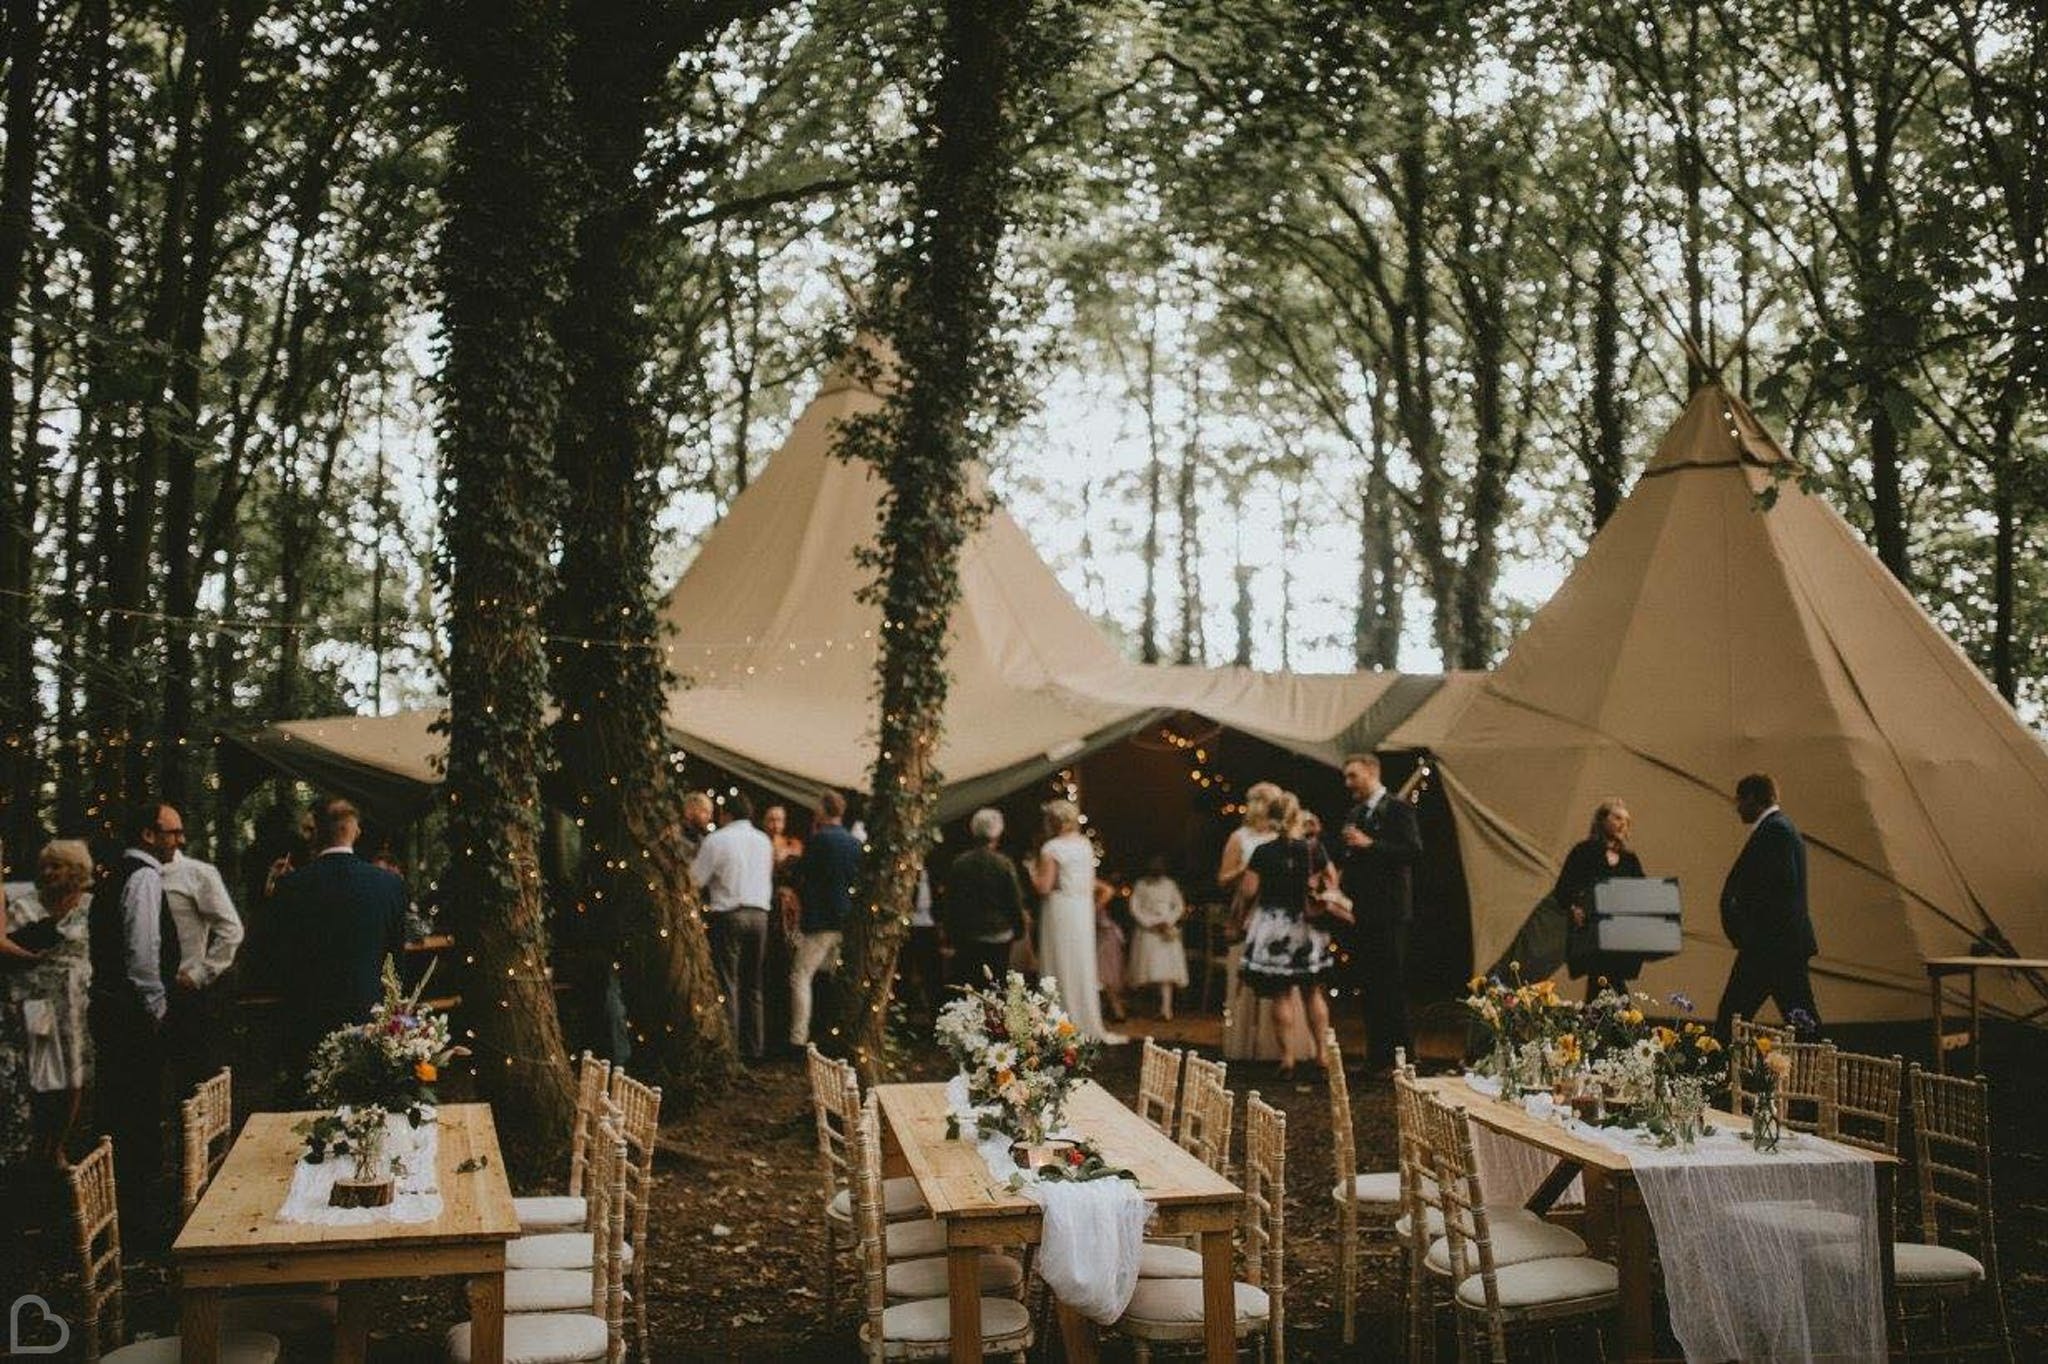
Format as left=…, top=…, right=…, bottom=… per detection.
left=1787, top=1008, right=1818, bottom=1034
left=1668, top=991, right=1695, bottom=1013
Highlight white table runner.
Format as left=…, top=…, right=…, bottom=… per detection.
left=276, top=1115, right=443, bottom=1226
left=944, top=1075, right=1154, bottom=1323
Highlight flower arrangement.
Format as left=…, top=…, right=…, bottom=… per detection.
left=1741, top=1035, right=1794, bottom=1151
left=1009, top=1137, right=1137, bottom=1189
left=1465, top=964, right=1581, bottom=1095
left=304, top=958, right=462, bottom=1122
left=937, top=971, right=1098, bottom=1146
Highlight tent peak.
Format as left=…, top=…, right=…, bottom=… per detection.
left=1641, top=384, right=1795, bottom=479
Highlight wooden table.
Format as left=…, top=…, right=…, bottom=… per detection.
left=172, top=1103, right=520, bottom=1363
left=1417, top=1077, right=1898, bottom=1361
left=876, top=1079, right=1242, bottom=1364
left=1925, top=956, right=2048, bottom=1074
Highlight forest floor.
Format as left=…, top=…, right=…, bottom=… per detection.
left=4, top=1009, right=2045, bottom=1361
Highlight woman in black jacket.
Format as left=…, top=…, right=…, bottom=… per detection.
left=1556, top=798, right=1646, bottom=998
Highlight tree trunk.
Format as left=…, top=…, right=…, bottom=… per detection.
left=433, top=0, right=578, bottom=1181
left=551, top=0, right=736, bottom=1105
left=1355, top=366, right=1402, bottom=669
left=0, top=0, right=46, bottom=856
left=1680, top=0, right=1706, bottom=388
left=1587, top=174, right=1628, bottom=530
left=1138, top=300, right=1162, bottom=663
left=1174, top=357, right=1203, bottom=665
left=824, top=0, right=1076, bottom=1079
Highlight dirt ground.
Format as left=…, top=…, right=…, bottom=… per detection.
left=4, top=1009, right=2045, bottom=1361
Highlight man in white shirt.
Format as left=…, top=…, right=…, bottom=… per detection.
left=691, top=792, right=774, bottom=1062
left=161, top=839, right=246, bottom=1086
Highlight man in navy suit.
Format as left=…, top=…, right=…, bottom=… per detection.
left=1714, top=773, right=1822, bottom=1039
left=272, top=796, right=408, bottom=1076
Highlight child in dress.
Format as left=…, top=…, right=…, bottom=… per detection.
left=1125, top=855, right=1189, bottom=1019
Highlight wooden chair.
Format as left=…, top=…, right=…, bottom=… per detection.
left=181, top=1066, right=234, bottom=1217
left=1194, top=902, right=1232, bottom=1012
left=1423, top=1095, right=1615, bottom=1362
left=450, top=1112, right=626, bottom=1363
left=1830, top=1051, right=1904, bottom=1157
left=609, top=1068, right=661, bottom=1358
left=1732, top=1038, right=1838, bottom=1135
left=177, top=1073, right=338, bottom=1344
left=1115, top=1091, right=1285, bottom=1362
left=1137, top=1037, right=1184, bottom=1135
left=512, top=1050, right=611, bottom=1232
left=1727, top=1014, right=1793, bottom=1112
left=1326, top=1030, right=1402, bottom=1346
left=800, top=1046, right=942, bottom=1313
left=1176, top=1054, right=1232, bottom=1176
left=1894, top=1068, right=2014, bottom=1359
left=854, top=1094, right=1031, bottom=1362
left=66, top=1137, right=283, bottom=1364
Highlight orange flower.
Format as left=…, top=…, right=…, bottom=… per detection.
left=1755, top=1036, right=1774, bottom=1055
left=1652, top=1026, right=1678, bottom=1050
left=415, top=1061, right=439, bottom=1084
left=1056, top=1019, right=1077, bottom=1037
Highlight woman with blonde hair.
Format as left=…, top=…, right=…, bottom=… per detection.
left=1031, top=800, right=1116, bottom=1041
left=1216, top=780, right=1281, bottom=891
left=1557, top=796, right=1647, bottom=997
left=1233, top=792, right=1341, bottom=1075
left=2, top=839, right=96, bottom=1168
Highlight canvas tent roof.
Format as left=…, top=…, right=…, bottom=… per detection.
left=1388, top=385, right=2048, bottom=1023
left=228, top=347, right=1445, bottom=826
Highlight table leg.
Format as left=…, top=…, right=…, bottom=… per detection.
left=1056, top=1301, right=1102, bottom=1364
left=1930, top=971, right=1946, bottom=1075
left=1200, top=1226, right=1234, bottom=1364
left=1579, top=1167, right=1616, bottom=1260
left=1615, top=1182, right=1655, bottom=1361
left=467, top=1272, right=506, bottom=1364
left=947, top=1245, right=982, bottom=1364
left=179, top=1285, right=222, bottom=1363
left=334, top=1282, right=374, bottom=1364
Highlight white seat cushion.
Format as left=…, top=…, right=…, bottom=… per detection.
left=883, top=1218, right=948, bottom=1259
left=1895, top=1242, right=1986, bottom=1285
left=104, top=1335, right=281, bottom=1364
left=1428, top=1218, right=1587, bottom=1275
left=869, top=1296, right=1032, bottom=1344
left=830, top=1176, right=929, bottom=1222
left=1455, top=1256, right=1618, bottom=1310
left=513, top=1194, right=588, bottom=1230
left=1137, top=1242, right=1205, bottom=1278
left=504, top=1268, right=596, bottom=1313
left=221, top=1291, right=338, bottom=1337
left=886, top=1251, right=1024, bottom=1300
left=1397, top=1201, right=1534, bottom=1243
left=447, top=1312, right=608, bottom=1364
left=504, top=1233, right=633, bottom=1271
left=1728, top=1200, right=1862, bottom=1243
left=1118, top=1278, right=1270, bottom=1333
left=1333, top=1170, right=1412, bottom=1206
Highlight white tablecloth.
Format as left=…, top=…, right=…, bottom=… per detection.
left=277, top=1114, right=443, bottom=1226
left=1473, top=1082, right=1883, bottom=1363
left=943, top=1075, right=1154, bottom=1323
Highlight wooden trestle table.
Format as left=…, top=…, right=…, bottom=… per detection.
left=171, top=1102, right=520, bottom=1363
left=1415, top=1075, right=1898, bottom=1362
left=875, top=1079, right=1242, bottom=1364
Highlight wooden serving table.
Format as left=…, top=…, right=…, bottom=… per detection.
left=876, top=1079, right=1242, bottom=1364
left=1925, top=956, right=2048, bottom=1074
left=1416, top=1076, right=1898, bottom=1361
left=172, top=1102, right=520, bottom=1363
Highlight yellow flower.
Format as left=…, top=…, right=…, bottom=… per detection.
left=996, top=1068, right=1014, bottom=1088
left=1533, top=980, right=1557, bottom=1000
left=1467, top=975, right=1487, bottom=994
left=1699, top=1037, right=1722, bottom=1054
left=1652, top=1027, right=1678, bottom=1051
left=415, top=1061, right=438, bottom=1084
left=1056, top=1019, right=1076, bottom=1037
left=1621, top=1008, right=1643, bottom=1027
left=1755, top=1036, right=1774, bottom=1055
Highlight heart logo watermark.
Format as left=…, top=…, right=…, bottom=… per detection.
left=8, top=1295, right=71, bottom=1355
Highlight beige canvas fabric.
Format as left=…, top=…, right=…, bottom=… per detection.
left=1390, top=386, right=2048, bottom=1021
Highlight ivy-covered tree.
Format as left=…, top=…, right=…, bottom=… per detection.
left=432, top=0, right=578, bottom=1178
left=823, top=0, right=1087, bottom=1077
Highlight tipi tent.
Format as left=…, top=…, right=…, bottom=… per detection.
left=1389, top=385, right=2048, bottom=1023
left=228, top=349, right=1443, bottom=824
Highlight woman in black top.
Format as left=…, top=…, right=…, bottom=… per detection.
left=1556, top=797, right=1646, bottom=998
left=1235, top=790, right=1340, bottom=1075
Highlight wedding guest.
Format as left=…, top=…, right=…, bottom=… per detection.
left=2, top=840, right=95, bottom=1170
left=763, top=804, right=805, bottom=866
left=270, top=797, right=408, bottom=1077
left=695, top=791, right=774, bottom=1062
left=1216, top=781, right=1281, bottom=892
left=1220, top=782, right=1281, bottom=1059
left=941, top=808, right=1028, bottom=989
left=899, top=863, right=941, bottom=1021
left=1715, top=773, right=1821, bottom=1039
left=1236, top=790, right=1338, bottom=1077
left=1032, top=800, right=1113, bottom=1041
left=786, top=790, right=859, bottom=1052
left=1095, top=875, right=1128, bottom=1024
left=1555, top=797, right=1648, bottom=998
left=160, top=833, right=245, bottom=1089
left=1125, top=856, right=1189, bottom=1019
left=1334, top=753, right=1421, bottom=1076
left=89, top=800, right=185, bottom=1245
left=678, top=791, right=716, bottom=868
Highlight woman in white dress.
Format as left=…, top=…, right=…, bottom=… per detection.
left=1031, top=800, right=1115, bottom=1041
left=1218, top=782, right=1282, bottom=1059
left=1126, top=855, right=1189, bottom=1019
left=2, top=839, right=95, bottom=1169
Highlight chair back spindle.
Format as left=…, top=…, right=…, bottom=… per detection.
left=1243, top=1092, right=1288, bottom=1362
left=1137, top=1037, right=1184, bottom=1136
left=1830, top=1051, right=1903, bottom=1157
left=181, top=1066, right=234, bottom=1217
left=67, top=1137, right=125, bottom=1363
